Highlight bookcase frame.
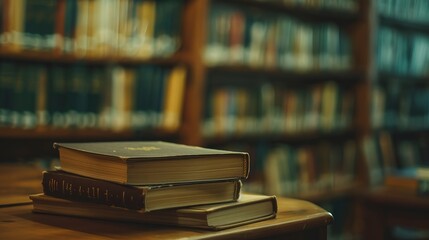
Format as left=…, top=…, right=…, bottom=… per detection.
left=0, top=0, right=373, bottom=194
left=368, top=0, right=429, bottom=175
left=2, top=0, right=404, bottom=238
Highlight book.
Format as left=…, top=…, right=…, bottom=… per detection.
left=384, top=168, right=429, bottom=195
left=416, top=167, right=429, bottom=177
left=53, top=141, right=250, bottom=185
left=22, top=0, right=57, bottom=50
left=42, top=170, right=241, bottom=211
left=162, top=65, right=186, bottom=131
left=30, top=193, right=277, bottom=230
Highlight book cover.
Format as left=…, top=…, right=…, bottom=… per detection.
left=42, top=170, right=241, bottom=211
left=385, top=168, right=429, bottom=195
left=30, top=193, right=277, bottom=230
left=54, top=141, right=250, bottom=185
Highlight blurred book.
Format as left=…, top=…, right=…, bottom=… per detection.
left=384, top=167, right=429, bottom=196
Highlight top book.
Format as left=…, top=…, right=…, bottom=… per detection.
left=54, top=141, right=250, bottom=185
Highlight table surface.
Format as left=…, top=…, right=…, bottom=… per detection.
left=0, top=163, right=333, bottom=240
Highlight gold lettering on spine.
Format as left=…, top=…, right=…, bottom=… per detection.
left=104, top=190, right=109, bottom=201
left=48, top=179, right=53, bottom=192
left=62, top=180, right=65, bottom=194
left=50, top=179, right=57, bottom=192
left=97, top=188, right=100, bottom=199
left=122, top=191, right=125, bottom=205
left=64, top=182, right=71, bottom=195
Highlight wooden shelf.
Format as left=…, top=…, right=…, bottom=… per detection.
left=0, top=50, right=190, bottom=66
left=207, top=66, right=364, bottom=86
left=221, top=0, right=360, bottom=23
left=373, top=128, right=429, bottom=137
left=0, top=127, right=179, bottom=141
left=377, top=72, right=429, bottom=86
left=379, top=14, right=429, bottom=34
left=203, top=130, right=357, bottom=146
left=294, top=184, right=359, bottom=203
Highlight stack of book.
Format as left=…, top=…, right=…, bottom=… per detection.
left=30, top=141, right=277, bottom=230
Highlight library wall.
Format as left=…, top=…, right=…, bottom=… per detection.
left=363, top=0, right=429, bottom=187
left=1, top=0, right=188, bottom=159
left=1, top=0, right=429, bottom=239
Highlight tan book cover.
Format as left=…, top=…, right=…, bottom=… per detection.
left=30, top=193, right=277, bottom=230
left=54, top=141, right=250, bottom=185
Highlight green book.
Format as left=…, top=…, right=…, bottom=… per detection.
left=23, top=0, right=57, bottom=50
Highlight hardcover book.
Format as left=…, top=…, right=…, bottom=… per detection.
left=42, top=170, right=241, bottom=211
left=384, top=167, right=429, bottom=195
left=54, top=141, right=250, bottom=185
left=30, top=193, right=277, bottom=230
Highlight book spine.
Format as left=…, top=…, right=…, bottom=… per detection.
left=42, top=171, right=145, bottom=210
left=385, top=177, right=429, bottom=196
left=415, top=177, right=429, bottom=195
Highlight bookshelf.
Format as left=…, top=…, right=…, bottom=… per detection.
left=198, top=0, right=367, bottom=186
left=5, top=0, right=418, bottom=238
left=0, top=0, right=191, bottom=159
left=364, top=0, right=429, bottom=187
left=1, top=0, right=369, bottom=229
left=187, top=0, right=370, bottom=239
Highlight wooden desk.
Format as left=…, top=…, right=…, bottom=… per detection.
left=0, top=163, right=333, bottom=239
left=360, top=187, right=429, bottom=240
left=0, top=163, right=43, bottom=206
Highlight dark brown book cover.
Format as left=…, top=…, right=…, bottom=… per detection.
left=42, top=170, right=145, bottom=210
left=53, top=141, right=249, bottom=161
left=42, top=170, right=242, bottom=211
left=53, top=141, right=250, bottom=185
left=30, top=193, right=277, bottom=230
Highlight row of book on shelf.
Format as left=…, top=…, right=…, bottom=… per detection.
left=362, top=131, right=429, bottom=195
left=374, top=0, right=429, bottom=196
left=212, top=140, right=356, bottom=197
left=376, top=26, right=429, bottom=77
left=377, top=0, right=429, bottom=23
left=0, top=62, right=186, bottom=131
left=371, top=84, right=429, bottom=130
left=263, top=141, right=356, bottom=196
left=203, top=80, right=355, bottom=137
left=0, top=0, right=183, bottom=57
left=31, top=141, right=278, bottom=230
left=205, top=2, right=352, bottom=70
